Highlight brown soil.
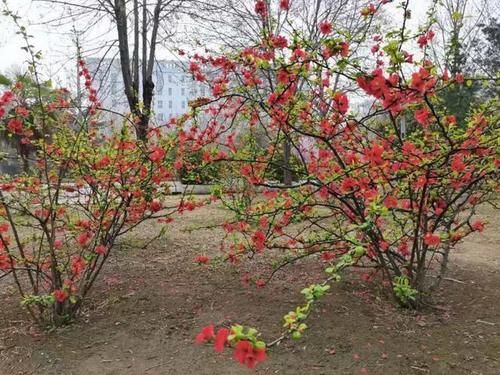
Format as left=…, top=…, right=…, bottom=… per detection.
left=1, top=200, right=499, bottom=375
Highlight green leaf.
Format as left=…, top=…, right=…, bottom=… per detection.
left=254, top=341, right=266, bottom=349
left=451, top=11, right=462, bottom=22
left=0, top=74, right=11, bottom=86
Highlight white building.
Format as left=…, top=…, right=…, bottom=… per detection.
left=152, top=60, right=208, bottom=122
left=86, top=58, right=208, bottom=130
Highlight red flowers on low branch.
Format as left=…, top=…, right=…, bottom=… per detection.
left=195, top=325, right=215, bottom=343
left=195, top=325, right=267, bottom=369
left=233, top=340, right=267, bottom=369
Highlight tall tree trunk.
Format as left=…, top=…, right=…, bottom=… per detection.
left=132, top=0, right=140, bottom=95
left=114, top=0, right=145, bottom=140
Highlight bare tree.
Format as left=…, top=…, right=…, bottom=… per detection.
left=431, top=0, right=495, bottom=74
left=428, top=0, right=498, bottom=121
left=34, top=0, right=185, bottom=140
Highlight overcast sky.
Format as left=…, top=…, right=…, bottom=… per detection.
left=0, top=0, right=433, bottom=84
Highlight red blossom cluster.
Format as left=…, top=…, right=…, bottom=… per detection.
left=78, top=59, right=101, bottom=115
left=195, top=326, right=267, bottom=369
left=417, top=29, right=435, bottom=48
left=279, top=0, right=290, bottom=11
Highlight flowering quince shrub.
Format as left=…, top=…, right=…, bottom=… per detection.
left=189, top=0, right=499, bottom=368
left=0, top=60, right=191, bottom=326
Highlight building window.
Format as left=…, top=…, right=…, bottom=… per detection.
left=181, top=87, right=185, bottom=96
left=158, top=113, right=164, bottom=121
left=182, top=101, right=186, bottom=109
left=157, top=100, right=163, bottom=108
left=168, top=87, right=172, bottom=96
left=157, top=86, right=162, bottom=95
left=168, top=75, right=172, bottom=83
left=168, top=100, right=173, bottom=109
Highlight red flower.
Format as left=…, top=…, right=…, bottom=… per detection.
left=251, top=230, right=266, bottom=252
left=271, top=35, right=288, bottom=49
left=451, top=154, right=465, bottom=172
left=277, top=69, right=291, bottom=84
left=379, top=240, right=389, bottom=251
left=320, top=251, right=335, bottom=262
left=7, top=118, right=23, bottom=134
left=0, top=254, right=13, bottom=270
left=95, top=244, right=107, bottom=255
left=340, top=41, right=349, bottom=57
left=426, top=29, right=435, bottom=41
left=423, top=232, right=440, bottom=247
left=214, top=328, right=230, bottom=353
left=361, top=4, right=377, bottom=16
left=118, top=140, right=136, bottom=150
left=255, top=278, right=266, bottom=288
left=397, top=241, right=409, bottom=257
left=383, top=196, right=398, bottom=209
left=417, top=34, right=428, bottom=48
left=455, top=73, right=464, bottom=84
left=95, top=155, right=111, bottom=169
left=174, top=159, right=183, bottom=170
left=279, top=0, right=290, bottom=11
left=71, top=256, right=86, bottom=276
left=0, top=223, right=9, bottom=233
left=195, top=325, right=215, bottom=343
left=402, top=141, right=417, bottom=155
left=340, top=177, right=358, bottom=192
left=414, top=107, right=430, bottom=126
left=471, top=220, right=485, bottom=232
left=195, top=255, right=209, bottom=264
left=1, top=90, right=14, bottom=104
left=444, top=115, right=457, bottom=126
left=15, top=107, right=29, bottom=117
left=333, top=92, right=349, bottom=114
left=149, top=200, right=162, bottom=212
left=76, top=219, right=91, bottom=229
left=365, top=143, right=384, bottom=166
left=54, top=239, right=63, bottom=249
left=53, top=289, right=67, bottom=303
left=77, top=231, right=93, bottom=247
left=212, top=82, right=226, bottom=96
left=254, top=0, right=267, bottom=18
left=233, top=340, right=267, bottom=369
left=319, top=20, right=333, bottom=35
left=410, top=67, right=435, bottom=94
left=149, top=146, right=165, bottom=163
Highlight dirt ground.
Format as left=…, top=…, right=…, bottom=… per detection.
left=0, top=199, right=499, bottom=375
